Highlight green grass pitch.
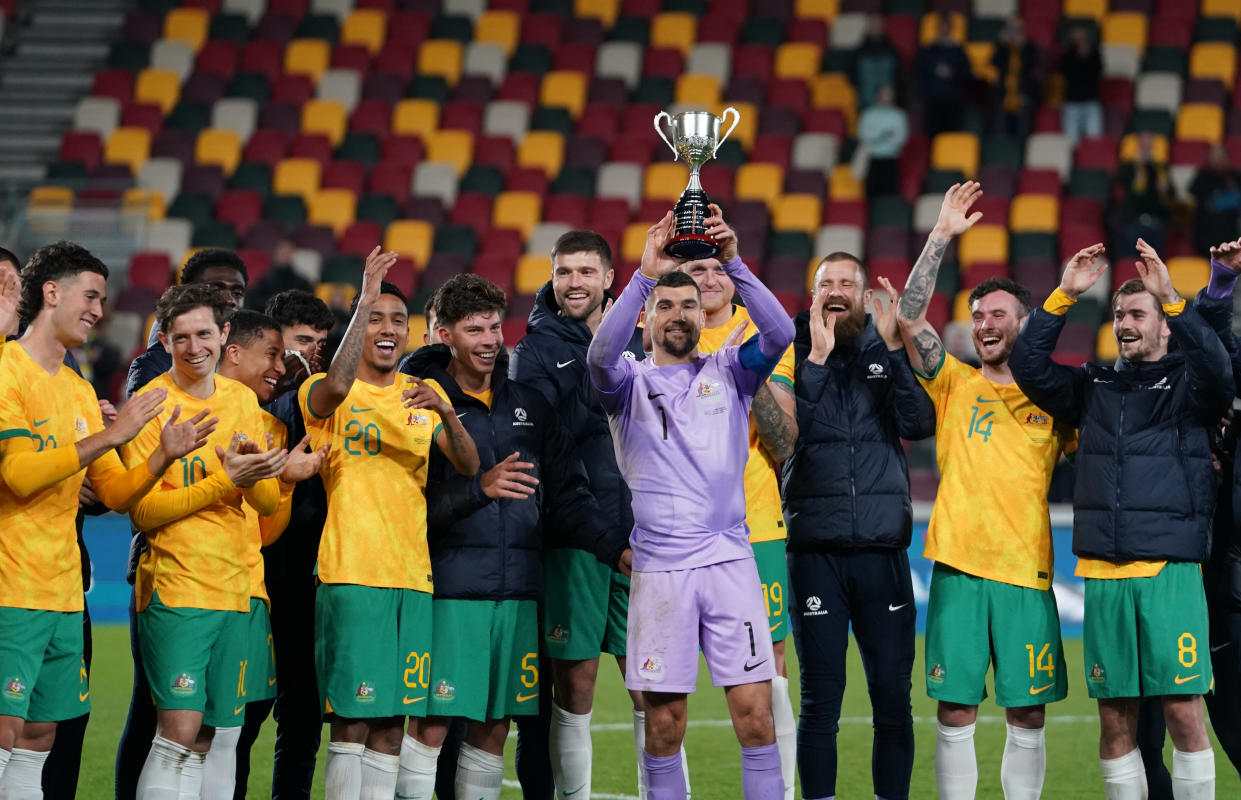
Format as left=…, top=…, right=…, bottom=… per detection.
left=79, top=625, right=1239, bottom=798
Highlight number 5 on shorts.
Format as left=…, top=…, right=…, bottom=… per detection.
left=521, top=653, right=538, bottom=689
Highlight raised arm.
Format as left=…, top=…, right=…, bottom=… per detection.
left=707, top=204, right=794, bottom=361
left=305, top=246, right=398, bottom=419
left=873, top=277, right=937, bottom=440
left=897, top=182, right=984, bottom=375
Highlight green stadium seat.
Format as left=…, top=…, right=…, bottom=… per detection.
left=632, top=76, right=674, bottom=105
left=509, top=45, right=552, bottom=75
left=530, top=107, right=574, bottom=135
left=296, top=15, right=340, bottom=43
left=739, top=18, right=785, bottom=46
left=1067, top=168, right=1111, bottom=200
left=338, top=133, right=380, bottom=166
left=1195, top=17, right=1238, bottom=45
left=208, top=14, right=250, bottom=45
left=1142, top=47, right=1187, bottom=76
left=981, top=135, right=1024, bottom=170
left=714, top=140, right=747, bottom=168
left=165, top=102, right=211, bottom=133
left=193, top=221, right=239, bottom=249
left=924, top=169, right=967, bottom=194
left=1010, top=233, right=1057, bottom=262
left=226, top=74, right=270, bottom=105
left=551, top=166, right=596, bottom=196
left=405, top=76, right=451, bottom=105
left=321, top=255, right=365, bottom=286
left=431, top=15, right=474, bottom=43
left=262, top=194, right=307, bottom=230
left=167, top=193, right=214, bottom=228
left=460, top=165, right=505, bottom=195
left=768, top=231, right=813, bottom=261
left=664, top=0, right=708, bottom=14
left=1129, top=109, right=1174, bottom=138
left=870, top=195, right=912, bottom=228
left=609, top=17, right=651, bottom=47
left=356, top=194, right=400, bottom=227
left=230, top=162, right=272, bottom=196
left=434, top=225, right=477, bottom=262
left=1066, top=296, right=1103, bottom=325
left=108, top=42, right=150, bottom=71
left=44, top=161, right=88, bottom=190
left=969, top=17, right=1005, bottom=43
left=530, top=0, right=573, bottom=13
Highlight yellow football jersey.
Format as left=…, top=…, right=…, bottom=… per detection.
left=300, top=372, right=445, bottom=591
left=123, top=372, right=280, bottom=612
left=918, top=353, right=1072, bottom=590
left=1075, top=558, right=1165, bottom=579
left=242, top=410, right=290, bottom=605
left=697, top=305, right=795, bottom=544
left=0, top=343, right=158, bottom=611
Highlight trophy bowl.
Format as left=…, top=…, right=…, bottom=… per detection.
left=653, top=107, right=740, bottom=260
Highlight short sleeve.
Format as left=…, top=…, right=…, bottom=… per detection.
left=421, top=377, right=448, bottom=437
left=769, top=344, right=795, bottom=390
left=299, top=374, right=332, bottom=427
left=0, top=363, right=30, bottom=441
left=915, top=351, right=963, bottom=415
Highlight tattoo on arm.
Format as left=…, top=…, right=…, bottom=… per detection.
left=752, top=383, right=797, bottom=463
left=898, top=236, right=949, bottom=321
left=912, top=329, right=945, bottom=375
left=325, top=305, right=370, bottom=393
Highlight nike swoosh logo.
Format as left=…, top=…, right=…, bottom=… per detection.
left=1212, top=642, right=1232, bottom=653
left=349, top=405, right=374, bottom=413
left=79, top=690, right=89, bottom=701
left=556, top=359, right=576, bottom=368
left=974, top=396, right=1000, bottom=403
left=743, top=659, right=768, bottom=672
left=888, top=602, right=909, bottom=611
left=647, top=392, right=664, bottom=400
left=564, top=785, right=586, bottom=796
left=1174, top=674, right=1200, bottom=684
left=769, top=623, right=781, bottom=632
left=1029, top=683, right=1055, bottom=695
left=402, top=695, right=425, bottom=705
left=234, top=705, right=246, bottom=714
left=268, top=678, right=277, bottom=686
left=515, top=692, right=538, bottom=702
left=32, top=418, right=48, bottom=427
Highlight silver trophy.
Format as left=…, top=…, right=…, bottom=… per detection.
left=653, top=107, right=741, bottom=259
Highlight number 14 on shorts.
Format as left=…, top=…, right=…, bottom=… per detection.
left=1026, top=642, right=1055, bottom=695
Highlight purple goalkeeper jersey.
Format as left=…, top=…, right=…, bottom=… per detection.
left=587, top=261, right=795, bottom=572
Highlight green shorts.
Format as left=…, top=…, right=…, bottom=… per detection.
left=543, top=548, right=629, bottom=660
left=0, top=607, right=88, bottom=723
left=925, top=564, right=1068, bottom=707
left=1083, top=562, right=1212, bottom=698
left=138, top=592, right=248, bottom=728
left=243, top=599, right=276, bottom=704
left=315, top=583, right=433, bottom=720
left=752, top=539, right=791, bottom=643
left=427, top=598, right=539, bottom=721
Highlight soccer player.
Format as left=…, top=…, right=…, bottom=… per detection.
left=0, top=242, right=214, bottom=796
left=895, top=183, right=1073, bottom=799
left=509, top=230, right=654, bottom=799
left=122, top=283, right=292, bottom=799
left=781, top=253, right=936, bottom=800
left=399, top=273, right=629, bottom=800
left=685, top=253, right=801, bottom=799
left=1010, top=239, right=1232, bottom=798
left=300, top=248, right=479, bottom=800
left=587, top=207, right=795, bottom=799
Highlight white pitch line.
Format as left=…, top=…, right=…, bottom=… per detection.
left=502, top=779, right=637, bottom=800
left=509, top=714, right=1100, bottom=737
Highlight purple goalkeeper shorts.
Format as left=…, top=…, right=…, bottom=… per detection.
left=625, top=557, right=777, bottom=693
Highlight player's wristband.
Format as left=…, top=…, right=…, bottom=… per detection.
left=1043, top=287, right=1077, bottom=315
left=1161, top=297, right=1186, bottom=316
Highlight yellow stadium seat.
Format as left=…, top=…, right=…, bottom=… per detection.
left=1119, top=133, right=1168, bottom=162
left=407, top=313, right=428, bottom=350
left=1176, top=103, right=1224, bottom=144
left=829, top=164, right=863, bottom=200
left=392, top=99, right=440, bottom=139
left=958, top=225, right=1008, bottom=267
left=302, top=100, right=348, bottom=147
left=492, top=191, right=542, bottom=237
left=1063, top=0, right=1106, bottom=21
left=952, top=289, right=973, bottom=323
left=735, top=163, right=784, bottom=208
left=123, top=188, right=165, bottom=222
left=622, top=222, right=652, bottom=262
left=540, top=71, right=588, bottom=118
left=1009, top=194, right=1059, bottom=233
left=474, top=10, right=520, bottom=56
left=1203, top=0, right=1241, bottom=21
left=424, top=129, right=474, bottom=175
left=918, top=12, right=965, bottom=46
left=773, top=194, right=823, bottom=235
left=650, top=12, right=697, bottom=56
left=418, top=40, right=464, bottom=87
left=674, top=73, right=722, bottom=110
left=966, top=42, right=997, bottom=83
left=517, top=131, right=565, bottom=178
left=195, top=129, right=241, bottom=175
left=307, top=189, right=357, bottom=236
left=135, top=68, right=181, bottom=114
left=1190, top=42, right=1237, bottom=89
left=341, top=9, right=387, bottom=55
left=931, top=132, right=980, bottom=179
left=104, top=127, right=151, bottom=174
left=575, top=0, right=619, bottom=28
left=1102, top=12, right=1147, bottom=55
left=384, top=220, right=434, bottom=267
left=163, top=7, right=209, bottom=52
left=273, top=158, right=322, bottom=200
left=514, top=253, right=550, bottom=295
left=720, top=101, right=757, bottom=150
left=794, top=0, right=839, bottom=22
left=315, top=282, right=356, bottom=309
left=811, top=74, right=858, bottom=132
left=1167, top=256, right=1210, bottom=295
left=27, top=186, right=74, bottom=210
left=1096, top=323, right=1119, bottom=362
left=774, top=43, right=822, bottom=81
left=644, top=162, right=690, bottom=202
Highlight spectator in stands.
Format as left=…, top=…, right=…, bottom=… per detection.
left=852, top=15, right=901, bottom=109
left=245, top=240, right=312, bottom=314
left=1190, top=145, right=1241, bottom=256
left=916, top=13, right=973, bottom=138
left=1114, top=133, right=1175, bottom=257
left=858, top=85, right=909, bottom=198
left=1058, top=25, right=1103, bottom=148
left=991, top=17, right=1040, bottom=139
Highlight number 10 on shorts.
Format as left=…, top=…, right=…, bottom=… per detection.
left=1026, top=643, right=1054, bottom=679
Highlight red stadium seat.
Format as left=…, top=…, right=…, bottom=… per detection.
left=60, top=132, right=103, bottom=172
left=544, top=193, right=590, bottom=228
left=92, top=70, right=134, bottom=104
left=243, top=129, right=288, bottom=165
left=339, top=221, right=385, bottom=256
left=505, top=166, right=549, bottom=195
left=381, top=135, right=424, bottom=166
left=450, top=193, right=494, bottom=234
left=367, top=161, right=413, bottom=203
left=197, top=42, right=239, bottom=80
left=128, top=252, right=174, bottom=293
left=322, top=161, right=366, bottom=195
left=215, top=190, right=263, bottom=235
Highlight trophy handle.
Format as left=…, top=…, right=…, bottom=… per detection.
left=653, top=112, right=677, bottom=160
left=714, top=106, right=740, bottom=156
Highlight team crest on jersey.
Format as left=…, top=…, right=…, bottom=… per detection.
left=3, top=677, right=26, bottom=700
left=622, top=350, right=637, bottom=361
left=548, top=624, right=569, bottom=643
left=434, top=680, right=455, bottom=701
left=1089, top=663, right=1107, bottom=683
left=171, top=673, right=196, bottom=695
left=406, top=412, right=429, bottom=426
left=356, top=682, right=376, bottom=702
left=695, top=380, right=722, bottom=399
left=74, top=417, right=88, bottom=438
left=928, top=664, right=946, bottom=684
left=639, top=657, right=664, bottom=676
left=867, top=363, right=886, bottom=379
left=512, top=407, right=532, bottom=427
left=1024, top=412, right=1050, bottom=426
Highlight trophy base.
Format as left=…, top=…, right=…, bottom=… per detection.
left=664, top=233, right=719, bottom=260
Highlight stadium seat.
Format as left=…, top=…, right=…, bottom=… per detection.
left=419, top=40, right=465, bottom=86
left=1176, top=104, right=1224, bottom=144
left=195, top=129, right=242, bottom=175
left=306, top=188, right=356, bottom=236
left=517, top=131, right=566, bottom=178
left=1009, top=194, right=1059, bottom=234
left=424, top=130, right=474, bottom=176
left=492, top=191, right=542, bottom=237
left=135, top=68, right=181, bottom=114
left=829, top=164, right=863, bottom=200
left=541, top=71, right=589, bottom=118
left=650, top=12, right=696, bottom=56
left=1135, top=73, right=1182, bottom=115
left=1102, top=12, right=1147, bottom=55
left=674, top=73, right=721, bottom=109
left=958, top=224, right=1008, bottom=267
left=814, top=225, right=865, bottom=261
left=1166, top=256, right=1210, bottom=294
left=931, top=133, right=980, bottom=179
left=104, top=127, right=152, bottom=174
left=164, top=7, right=210, bottom=52
left=774, top=42, right=822, bottom=81
left=1024, top=133, right=1072, bottom=180
left=302, top=99, right=348, bottom=146
left=773, top=194, right=822, bottom=235
left=342, top=9, right=387, bottom=55
left=384, top=219, right=435, bottom=267
left=514, top=252, right=551, bottom=295
left=412, top=162, right=459, bottom=208
left=735, top=163, right=785, bottom=208
left=273, top=157, right=322, bottom=200
left=285, top=39, right=331, bottom=82
left=1190, top=43, right=1237, bottom=88
left=151, top=39, right=195, bottom=82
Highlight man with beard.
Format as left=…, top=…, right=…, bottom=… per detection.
left=1010, top=240, right=1232, bottom=799
left=587, top=208, right=794, bottom=799
left=685, top=254, right=799, bottom=799
left=509, top=230, right=652, bottom=800
left=780, top=252, right=935, bottom=800
left=896, top=182, right=1075, bottom=799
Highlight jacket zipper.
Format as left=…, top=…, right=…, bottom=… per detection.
left=1113, top=393, right=1124, bottom=561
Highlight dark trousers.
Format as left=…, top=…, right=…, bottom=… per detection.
left=788, top=548, right=916, bottom=800
left=235, top=698, right=276, bottom=798
left=1206, top=602, right=1241, bottom=782
left=115, top=589, right=155, bottom=800
left=43, top=604, right=92, bottom=799
left=264, top=575, right=322, bottom=799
